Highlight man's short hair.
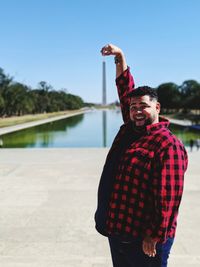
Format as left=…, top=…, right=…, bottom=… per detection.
left=128, top=86, right=158, bottom=101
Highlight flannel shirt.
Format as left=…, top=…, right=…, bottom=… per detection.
left=95, top=68, right=188, bottom=244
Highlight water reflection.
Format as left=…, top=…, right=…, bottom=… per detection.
left=0, top=110, right=200, bottom=148
left=102, top=110, right=107, bottom=147
left=1, top=114, right=84, bottom=148
left=0, top=137, right=3, bottom=147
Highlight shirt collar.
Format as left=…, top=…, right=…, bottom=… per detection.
left=146, top=116, right=170, bottom=134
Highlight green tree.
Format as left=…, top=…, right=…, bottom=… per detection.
left=0, top=68, right=12, bottom=89
left=179, top=80, right=200, bottom=110
left=157, top=83, right=181, bottom=112
left=2, top=83, right=32, bottom=116
left=36, top=81, right=53, bottom=113
left=0, top=68, right=12, bottom=116
left=0, top=94, right=5, bottom=113
left=64, top=93, right=84, bottom=109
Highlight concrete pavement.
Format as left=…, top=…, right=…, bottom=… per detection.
left=0, top=148, right=199, bottom=267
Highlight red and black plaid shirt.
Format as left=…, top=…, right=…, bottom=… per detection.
left=96, top=68, right=188, bottom=244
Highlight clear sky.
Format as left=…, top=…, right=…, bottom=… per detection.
left=1, top=0, right=200, bottom=103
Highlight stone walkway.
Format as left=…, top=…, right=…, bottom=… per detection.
left=0, top=148, right=199, bottom=266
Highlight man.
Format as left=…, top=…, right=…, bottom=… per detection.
left=94, top=44, right=188, bottom=267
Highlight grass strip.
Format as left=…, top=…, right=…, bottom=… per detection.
left=0, top=110, right=81, bottom=128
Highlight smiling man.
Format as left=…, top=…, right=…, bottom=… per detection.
left=95, top=44, right=188, bottom=267
left=129, top=88, right=160, bottom=128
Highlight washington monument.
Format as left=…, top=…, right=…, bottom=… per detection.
left=102, top=61, right=107, bottom=105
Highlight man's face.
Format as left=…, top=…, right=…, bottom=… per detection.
left=129, top=95, right=160, bottom=128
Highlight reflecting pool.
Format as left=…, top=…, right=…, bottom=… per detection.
left=1, top=110, right=200, bottom=148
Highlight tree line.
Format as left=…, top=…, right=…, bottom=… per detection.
left=0, top=67, right=84, bottom=117
left=157, top=80, right=200, bottom=114
left=1, top=66, right=200, bottom=118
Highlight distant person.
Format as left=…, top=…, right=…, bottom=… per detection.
left=189, top=139, right=194, bottom=152
left=0, top=138, right=3, bottom=148
left=196, top=138, right=200, bottom=151
left=95, top=44, right=188, bottom=267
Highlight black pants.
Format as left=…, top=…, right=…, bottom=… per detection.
left=108, top=236, right=174, bottom=267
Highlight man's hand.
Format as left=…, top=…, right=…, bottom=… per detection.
left=142, top=236, right=157, bottom=257
left=100, top=44, right=127, bottom=78
left=101, top=43, right=123, bottom=57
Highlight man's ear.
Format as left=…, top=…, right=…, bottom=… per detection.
left=156, top=102, right=161, bottom=114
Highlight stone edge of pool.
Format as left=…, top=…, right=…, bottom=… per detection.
left=0, top=109, right=93, bottom=136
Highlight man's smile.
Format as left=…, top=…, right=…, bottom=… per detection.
left=135, top=115, right=145, bottom=120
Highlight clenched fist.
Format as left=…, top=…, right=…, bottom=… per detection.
left=101, top=43, right=123, bottom=56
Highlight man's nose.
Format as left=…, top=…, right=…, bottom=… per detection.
left=136, top=109, right=142, bottom=114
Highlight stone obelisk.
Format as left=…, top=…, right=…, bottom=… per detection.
left=102, top=61, right=107, bottom=105
left=102, top=61, right=107, bottom=147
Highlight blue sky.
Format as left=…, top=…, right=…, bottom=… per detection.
left=1, top=0, right=200, bottom=103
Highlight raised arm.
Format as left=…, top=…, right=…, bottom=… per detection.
left=101, top=44, right=135, bottom=123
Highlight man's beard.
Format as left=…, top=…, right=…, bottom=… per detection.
left=132, top=117, right=154, bottom=131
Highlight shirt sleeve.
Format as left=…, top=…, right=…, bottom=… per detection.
left=115, top=67, right=135, bottom=124
left=148, top=143, right=188, bottom=243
